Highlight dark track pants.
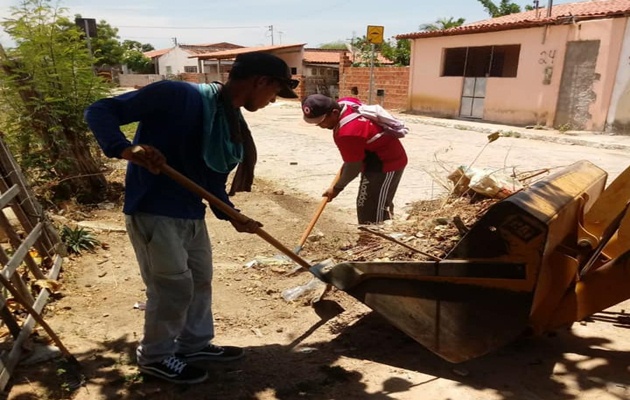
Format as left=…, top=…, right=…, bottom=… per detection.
left=356, top=169, right=404, bottom=224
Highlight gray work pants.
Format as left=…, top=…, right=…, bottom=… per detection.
left=125, top=213, right=214, bottom=365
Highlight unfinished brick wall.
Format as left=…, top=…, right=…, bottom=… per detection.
left=119, top=74, right=164, bottom=88
left=338, top=54, right=410, bottom=111
left=177, top=72, right=232, bottom=83
left=178, top=73, right=305, bottom=100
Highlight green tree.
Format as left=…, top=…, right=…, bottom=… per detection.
left=381, top=38, right=410, bottom=66
left=122, top=40, right=154, bottom=53
left=121, top=40, right=154, bottom=73
left=348, top=35, right=412, bottom=67
left=0, top=0, right=109, bottom=203
left=90, top=18, right=125, bottom=67
left=419, top=17, right=466, bottom=31
left=124, top=50, right=153, bottom=73
left=65, top=18, right=154, bottom=71
left=349, top=35, right=377, bottom=67
left=477, top=0, right=532, bottom=17
left=318, top=41, right=347, bottom=50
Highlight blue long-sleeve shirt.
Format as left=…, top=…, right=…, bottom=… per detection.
left=85, top=80, right=235, bottom=220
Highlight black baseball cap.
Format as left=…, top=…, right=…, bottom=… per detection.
left=229, top=52, right=299, bottom=99
left=302, top=94, right=336, bottom=124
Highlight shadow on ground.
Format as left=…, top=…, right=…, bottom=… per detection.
left=6, top=309, right=630, bottom=400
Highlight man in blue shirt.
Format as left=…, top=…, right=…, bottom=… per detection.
left=85, top=52, right=299, bottom=384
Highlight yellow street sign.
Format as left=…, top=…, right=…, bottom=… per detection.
left=367, top=25, right=384, bottom=44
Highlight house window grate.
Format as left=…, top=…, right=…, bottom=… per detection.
left=442, top=45, right=520, bottom=78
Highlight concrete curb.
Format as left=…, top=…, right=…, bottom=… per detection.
left=400, top=116, right=630, bottom=152
left=274, top=100, right=630, bottom=152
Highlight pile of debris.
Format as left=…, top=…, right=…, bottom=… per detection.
left=335, top=196, right=498, bottom=263
left=334, top=165, right=551, bottom=263
left=246, top=161, right=552, bottom=303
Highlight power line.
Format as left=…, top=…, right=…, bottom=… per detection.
left=117, top=25, right=263, bottom=30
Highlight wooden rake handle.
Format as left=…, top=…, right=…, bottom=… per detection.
left=159, top=164, right=314, bottom=271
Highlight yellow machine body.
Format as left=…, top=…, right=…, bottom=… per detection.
left=316, top=161, right=630, bottom=363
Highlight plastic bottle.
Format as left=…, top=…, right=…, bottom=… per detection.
left=281, top=278, right=324, bottom=302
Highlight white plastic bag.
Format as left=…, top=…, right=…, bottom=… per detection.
left=281, top=278, right=325, bottom=302
left=467, top=167, right=523, bottom=198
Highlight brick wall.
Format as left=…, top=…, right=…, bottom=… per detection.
left=178, top=73, right=306, bottom=99
left=338, top=54, right=410, bottom=111
left=303, top=75, right=338, bottom=98
left=178, top=72, right=236, bottom=83
left=119, top=74, right=164, bottom=88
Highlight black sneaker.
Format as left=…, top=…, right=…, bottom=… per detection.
left=177, top=344, right=245, bottom=363
left=139, top=356, right=208, bottom=384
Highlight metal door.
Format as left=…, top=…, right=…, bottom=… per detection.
left=460, top=77, right=486, bottom=119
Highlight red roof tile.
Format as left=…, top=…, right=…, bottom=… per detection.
left=143, top=43, right=243, bottom=58
left=397, top=0, right=630, bottom=39
left=179, top=43, right=243, bottom=55
left=304, top=49, right=345, bottom=64
left=188, top=42, right=243, bottom=49
left=303, top=48, right=394, bottom=65
left=194, top=43, right=306, bottom=60
left=143, top=48, right=171, bottom=58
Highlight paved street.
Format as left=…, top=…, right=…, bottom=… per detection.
left=244, top=100, right=630, bottom=214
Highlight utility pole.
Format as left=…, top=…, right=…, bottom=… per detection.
left=366, top=25, right=384, bottom=104
left=546, top=0, right=554, bottom=17
left=345, top=33, right=356, bottom=63
left=83, top=19, right=93, bottom=59
left=74, top=17, right=97, bottom=75
left=368, top=43, right=375, bottom=104
left=75, top=18, right=96, bottom=60
left=268, top=25, right=274, bottom=45
left=172, top=37, right=178, bottom=46
left=278, top=31, right=283, bottom=44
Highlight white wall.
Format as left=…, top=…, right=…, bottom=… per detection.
left=606, top=17, right=630, bottom=132
left=408, top=18, right=627, bottom=129
left=157, top=46, right=198, bottom=76
left=275, top=48, right=304, bottom=76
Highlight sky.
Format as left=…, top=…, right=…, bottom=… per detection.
left=1, top=0, right=578, bottom=50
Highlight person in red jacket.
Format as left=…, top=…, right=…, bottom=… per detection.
left=302, top=94, right=407, bottom=224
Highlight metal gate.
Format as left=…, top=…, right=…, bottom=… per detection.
left=460, top=77, right=486, bottom=119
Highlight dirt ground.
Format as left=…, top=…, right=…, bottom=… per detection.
left=4, top=157, right=629, bottom=400
left=4, top=101, right=630, bottom=399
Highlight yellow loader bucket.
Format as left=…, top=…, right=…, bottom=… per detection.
left=314, top=161, right=630, bottom=363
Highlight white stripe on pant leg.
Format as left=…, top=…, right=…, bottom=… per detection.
left=376, top=172, right=393, bottom=222
left=376, top=171, right=395, bottom=223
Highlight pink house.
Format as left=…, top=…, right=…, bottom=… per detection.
left=397, top=0, right=630, bottom=133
